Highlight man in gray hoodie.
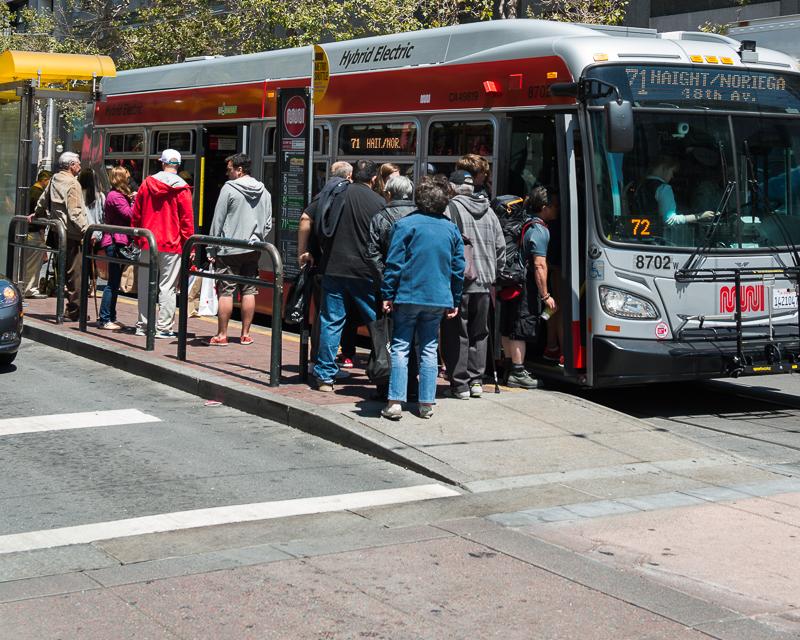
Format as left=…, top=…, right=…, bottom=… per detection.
left=442, top=170, right=505, bottom=399
left=207, top=153, right=272, bottom=346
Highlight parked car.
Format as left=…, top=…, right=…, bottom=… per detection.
left=0, top=276, right=23, bottom=366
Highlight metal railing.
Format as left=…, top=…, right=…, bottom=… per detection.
left=6, top=216, right=66, bottom=323
left=78, top=225, right=159, bottom=351
left=177, top=235, right=284, bottom=387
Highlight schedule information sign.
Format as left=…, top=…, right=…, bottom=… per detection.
left=275, top=88, right=311, bottom=279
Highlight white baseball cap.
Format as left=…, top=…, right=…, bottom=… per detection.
left=159, top=149, right=181, bottom=165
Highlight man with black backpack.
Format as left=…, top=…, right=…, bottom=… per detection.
left=296, top=161, right=359, bottom=370
left=311, top=159, right=386, bottom=392
left=297, top=161, right=352, bottom=271
left=495, top=184, right=559, bottom=389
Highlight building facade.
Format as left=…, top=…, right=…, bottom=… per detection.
left=520, top=0, right=800, bottom=31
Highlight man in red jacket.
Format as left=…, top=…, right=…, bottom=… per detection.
left=131, top=149, right=195, bottom=338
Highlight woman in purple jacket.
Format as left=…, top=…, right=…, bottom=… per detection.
left=98, top=166, right=134, bottom=329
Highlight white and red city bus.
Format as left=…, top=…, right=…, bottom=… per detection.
left=86, top=19, right=800, bottom=386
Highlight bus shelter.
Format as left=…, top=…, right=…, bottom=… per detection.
left=0, top=50, right=116, bottom=269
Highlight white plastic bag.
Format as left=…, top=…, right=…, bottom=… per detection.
left=85, top=192, right=105, bottom=243
left=198, top=271, right=218, bottom=316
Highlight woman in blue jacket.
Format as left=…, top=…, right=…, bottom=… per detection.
left=380, top=175, right=465, bottom=420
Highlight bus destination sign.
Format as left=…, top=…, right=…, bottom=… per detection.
left=590, top=64, right=800, bottom=112
left=338, top=123, right=417, bottom=157
left=625, top=67, right=792, bottom=105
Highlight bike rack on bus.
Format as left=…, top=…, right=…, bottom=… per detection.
left=675, top=265, right=800, bottom=376
left=78, top=225, right=159, bottom=351
left=177, top=235, right=284, bottom=387
left=6, top=216, right=67, bottom=323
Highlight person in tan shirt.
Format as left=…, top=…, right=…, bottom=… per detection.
left=22, top=170, right=52, bottom=299
left=33, top=152, right=88, bottom=320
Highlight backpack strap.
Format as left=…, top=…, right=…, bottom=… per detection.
left=519, top=217, right=548, bottom=265
left=448, top=201, right=463, bottom=234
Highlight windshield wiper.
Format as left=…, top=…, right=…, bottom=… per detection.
left=679, top=141, right=735, bottom=274
left=680, top=179, right=736, bottom=274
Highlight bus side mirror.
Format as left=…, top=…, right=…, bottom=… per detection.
left=549, top=82, right=579, bottom=97
left=605, top=100, right=634, bottom=153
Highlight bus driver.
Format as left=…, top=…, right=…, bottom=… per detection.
left=632, top=156, right=715, bottom=236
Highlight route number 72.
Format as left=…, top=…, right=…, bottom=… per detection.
left=631, top=218, right=651, bottom=236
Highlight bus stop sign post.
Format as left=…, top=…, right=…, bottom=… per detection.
left=275, top=86, right=312, bottom=381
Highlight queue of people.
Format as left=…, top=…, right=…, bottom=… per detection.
left=27, top=149, right=559, bottom=419
left=297, top=153, right=561, bottom=420
left=30, top=148, right=272, bottom=342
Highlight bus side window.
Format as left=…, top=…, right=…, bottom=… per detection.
left=508, top=115, right=556, bottom=196
left=104, top=129, right=147, bottom=191
left=427, top=120, right=494, bottom=187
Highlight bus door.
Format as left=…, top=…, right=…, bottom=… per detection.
left=197, top=125, right=242, bottom=235
left=507, top=112, right=585, bottom=381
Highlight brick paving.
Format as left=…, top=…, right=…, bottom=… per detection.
left=23, top=293, right=450, bottom=408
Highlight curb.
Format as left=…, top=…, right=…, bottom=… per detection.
left=24, top=319, right=468, bottom=489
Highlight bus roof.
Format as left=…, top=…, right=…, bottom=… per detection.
left=102, top=19, right=799, bottom=97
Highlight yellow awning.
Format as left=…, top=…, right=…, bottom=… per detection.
left=0, top=50, right=116, bottom=85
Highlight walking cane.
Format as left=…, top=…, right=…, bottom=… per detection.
left=91, top=247, right=99, bottom=321
left=488, top=288, right=501, bottom=394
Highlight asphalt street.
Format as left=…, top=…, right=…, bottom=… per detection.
left=0, top=340, right=440, bottom=537
left=588, top=375, right=800, bottom=460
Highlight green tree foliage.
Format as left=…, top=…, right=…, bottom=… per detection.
left=0, top=3, right=95, bottom=55
left=0, top=4, right=104, bottom=152
left=115, top=0, right=228, bottom=68
left=215, top=0, right=495, bottom=56
left=47, top=0, right=496, bottom=69
left=528, top=0, right=628, bottom=26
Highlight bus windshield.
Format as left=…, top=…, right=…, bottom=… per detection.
left=589, top=64, right=800, bottom=250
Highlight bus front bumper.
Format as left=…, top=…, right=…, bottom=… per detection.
left=592, top=333, right=800, bottom=388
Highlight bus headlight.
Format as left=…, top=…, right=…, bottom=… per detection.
left=599, top=286, right=659, bottom=320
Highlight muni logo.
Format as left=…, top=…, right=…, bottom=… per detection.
left=719, top=284, right=765, bottom=313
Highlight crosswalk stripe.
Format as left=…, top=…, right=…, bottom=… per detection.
left=0, top=409, right=161, bottom=437
left=0, top=484, right=460, bottom=554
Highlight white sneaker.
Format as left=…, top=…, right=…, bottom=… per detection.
left=381, top=403, right=402, bottom=420
left=449, top=389, right=470, bottom=400
left=469, top=383, right=483, bottom=398
left=135, top=327, right=146, bottom=336
left=418, top=404, right=434, bottom=419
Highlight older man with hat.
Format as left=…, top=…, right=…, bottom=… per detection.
left=131, top=149, right=195, bottom=338
left=441, top=169, right=505, bottom=399
left=32, top=153, right=87, bottom=320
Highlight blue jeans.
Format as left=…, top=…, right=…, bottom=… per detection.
left=388, top=304, right=445, bottom=404
left=98, top=244, right=122, bottom=324
left=312, top=275, right=377, bottom=383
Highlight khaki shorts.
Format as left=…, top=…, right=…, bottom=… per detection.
left=215, top=251, right=260, bottom=298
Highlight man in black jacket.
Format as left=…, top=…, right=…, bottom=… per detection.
left=296, top=162, right=356, bottom=369
left=365, top=174, right=418, bottom=400
left=312, top=160, right=386, bottom=391
left=366, top=175, right=416, bottom=281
